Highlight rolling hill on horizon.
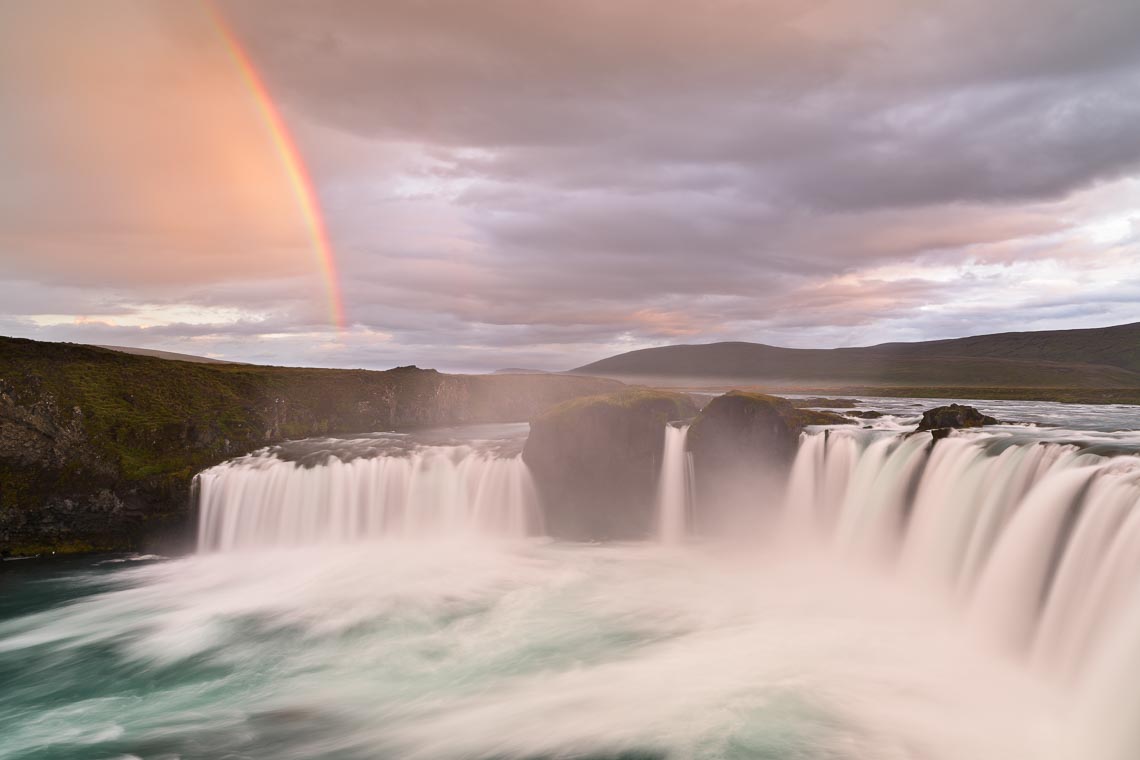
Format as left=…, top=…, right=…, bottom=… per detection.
left=95, top=345, right=236, bottom=364
left=570, top=322, right=1140, bottom=392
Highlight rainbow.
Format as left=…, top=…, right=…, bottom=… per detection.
left=207, top=1, right=348, bottom=330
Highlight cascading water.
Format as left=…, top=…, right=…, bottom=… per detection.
left=196, top=431, right=541, bottom=551
left=655, top=423, right=693, bottom=543
left=782, top=426, right=1140, bottom=686
left=11, top=404, right=1140, bottom=760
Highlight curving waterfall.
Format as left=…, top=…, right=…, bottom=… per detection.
left=655, top=423, right=693, bottom=543
left=16, top=406, right=1140, bottom=760
left=783, top=427, right=1140, bottom=679
left=196, top=437, right=541, bottom=551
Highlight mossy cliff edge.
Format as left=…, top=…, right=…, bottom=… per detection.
left=0, top=337, right=620, bottom=555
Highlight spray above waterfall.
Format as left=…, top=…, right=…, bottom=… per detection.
left=184, top=401, right=1140, bottom=759
left=14, top=397, right=1140, bottom=760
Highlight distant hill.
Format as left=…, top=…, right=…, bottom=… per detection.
left=493, top=368, right=550, bottom=375
left=570, top=322, right=1140, bottom=391
left=95, top=345, right=234, bottom=364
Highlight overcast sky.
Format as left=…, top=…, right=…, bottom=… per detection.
left=2, top=0, right=1139, bottom=372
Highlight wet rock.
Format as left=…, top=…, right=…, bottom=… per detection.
left=523, top=389, right=698, bottom=540
left=689, top=392, right=851, bottom=466
left=686, top=392, right=850, bottom=532
left=846, top=410, right=884, bottom=419
left=915, top=404, right=999, bottom=433
left=0, top=336, right=622, bottom=555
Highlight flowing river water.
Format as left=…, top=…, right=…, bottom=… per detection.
left=3, top=400, right=1140, bottom=760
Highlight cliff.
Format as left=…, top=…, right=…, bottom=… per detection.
left=0, top=337, right=621, bottom=555
left=523, top=389, right=698, bottom=540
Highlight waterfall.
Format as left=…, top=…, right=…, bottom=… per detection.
left=196, top=443, right=541, bottom=551
left=783, top=427, right=1140, bottom=679
left=655, top=423, right=692, bottom=544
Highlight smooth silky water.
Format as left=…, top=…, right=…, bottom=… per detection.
left=4, top=407, right=1140, bottom=760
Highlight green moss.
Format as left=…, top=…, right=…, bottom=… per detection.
left=537, top=387, right=697, bottom=422
left=0, top=462, right=82, bottom=510
left=1, top=336, right=621, bottom=553
left=3, top=539, right=104, bottom=557
left=708, top=391, right=849, bottom=425
left=687, top=391, right=852, bottom=447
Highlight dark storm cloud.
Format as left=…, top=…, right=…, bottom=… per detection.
left=225, top=0, right=1140, bottom=211
left=2, top=0, right=1139, bottom=370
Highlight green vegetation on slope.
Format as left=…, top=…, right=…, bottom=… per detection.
left=0, top=336, right=620, bottom=554
left=570, top=322, right=1140, bottom=396
left=871, top=321, right=1140, bottom=375
left=533, top=387, right=697, bottom=423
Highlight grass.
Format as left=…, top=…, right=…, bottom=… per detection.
left=0, top=336, right=622, bottom=486
left=536, top=387, right=697, bottom=422
left=1, top=336, right=621, bottom=553
left=712, top=391, right=852, bottom=426
left=572, top=323, right=1140, bottom=392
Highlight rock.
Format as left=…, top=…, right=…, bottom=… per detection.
left=0, top=336, right=622, bottom=555
left=686, top=392, right=850, bottom=533
left=688, top=391, right=850, bottom=468
left=915, top=403, right=999, bottom=433
left=522, top=389, right=698, bottom=540
left=846, top=410, right=884, bottom=419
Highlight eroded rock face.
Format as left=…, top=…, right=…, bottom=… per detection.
left=522, top=389, right=698, bottom=540
left=0, top=336, right=621, bottom=556
left=686, top=392, right=850, bottom=533
left=915, top=404, right=998, bottom=433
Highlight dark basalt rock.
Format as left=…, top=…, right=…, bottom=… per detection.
left=686, top=392, right=851, bottom=532
left=846, top=410, right=884, bottom=419
left=915, top=404, right=999, bottom=433
left=688, top=391, right=851, bottom=466
left=522, top=389, right=698, bottom=541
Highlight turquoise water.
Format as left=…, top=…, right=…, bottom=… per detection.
left=11, top=403, right=1140, bottom=760
left=0, top=542, right=1063, bottom=760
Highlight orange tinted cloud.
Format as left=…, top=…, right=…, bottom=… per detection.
left=0, top=0, right=314, bottom=285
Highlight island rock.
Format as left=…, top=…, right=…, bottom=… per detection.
left=522, top=389, right=698, bottom=540
left=915, top=404, right=999, bottom=433
left=686, top=392, right=850, bottom=533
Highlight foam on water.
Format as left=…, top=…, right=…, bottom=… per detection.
left=6, top=404, right=1140, bottom=759
left=0, top=543, right=1068, bottom=760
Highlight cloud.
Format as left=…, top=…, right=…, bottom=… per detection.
left=1, top=0, right=1139, bottom=371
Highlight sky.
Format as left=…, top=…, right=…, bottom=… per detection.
left=1, top=0, right=1139, bottom=373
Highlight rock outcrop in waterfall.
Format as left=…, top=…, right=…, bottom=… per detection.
left=915, top=403, right=999, bottom=433
left=522, top=389, right=697, bottom=540
left=686, top=392, right=850, bottom=533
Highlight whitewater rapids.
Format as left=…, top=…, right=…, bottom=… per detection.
left=5, top=404, right=1140, bottom=759
left=0, top=541, right=1069, bottom=760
